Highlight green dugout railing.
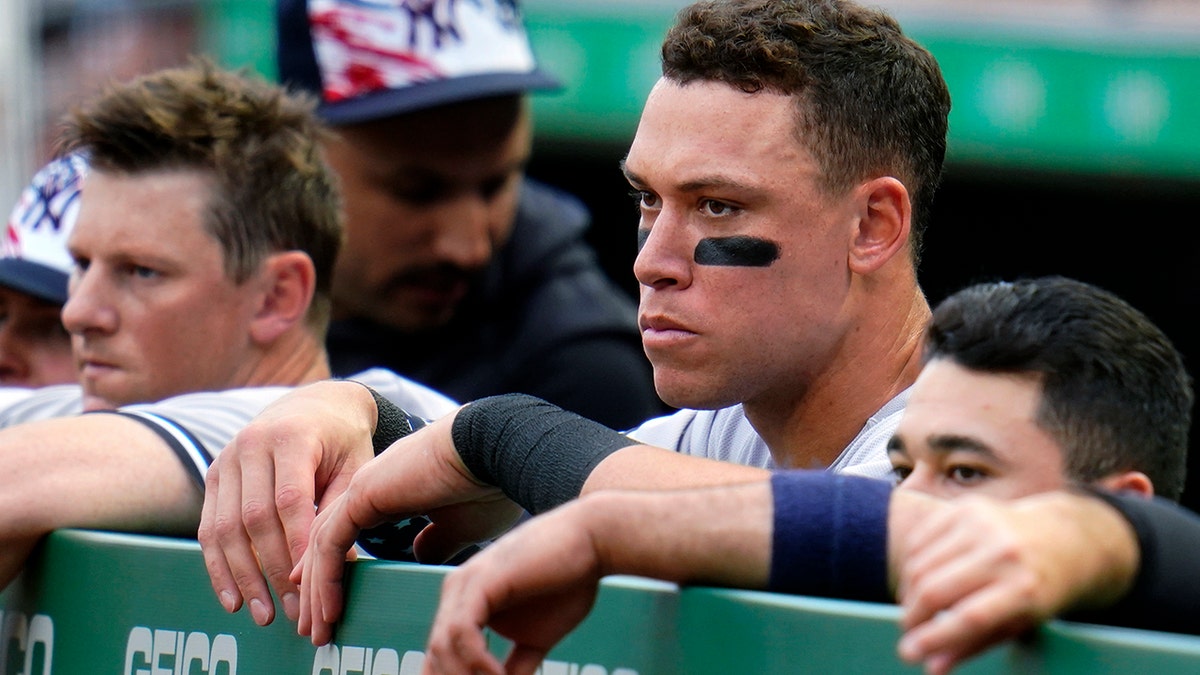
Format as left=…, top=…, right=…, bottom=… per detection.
left=3, top=530, right=1200, bottom=674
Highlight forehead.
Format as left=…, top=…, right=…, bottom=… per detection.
left=332, top=99, right=532, bottom=173
left=625, top=79, right=818, bottom=190
left=70, top=169, right=217, bottom=253
left=897, top=359, right=1057, bottom=458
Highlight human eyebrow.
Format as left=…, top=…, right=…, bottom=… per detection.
left=619, top=159, right=642, bottom=186
left=923, top=434, right=1000, bottom=461
left=620, top=159, right=763, bottom=198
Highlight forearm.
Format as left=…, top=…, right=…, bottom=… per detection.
left=0, top=415, right=201, bottom=538
left=1068, top=491, right=1195, bottom=633
left=583, top=444, right=771, bottom=495
left=579, top=482, right=773, bottom=589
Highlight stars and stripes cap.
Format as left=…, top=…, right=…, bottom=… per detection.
left=276, top=0, right=561, bottom=126
left=0, top=154, right=87, bottom=305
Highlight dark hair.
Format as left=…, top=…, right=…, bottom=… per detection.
left=57, top=58, right=343, bottom=329
left=925, top=276, right=1192, bottom=501
left=661, top=0, right=950, bottom=265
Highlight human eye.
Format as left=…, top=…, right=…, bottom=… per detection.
left=126, top=263, right=160, bottom=280
left=700, top=199, right=738, bottom=217
left=628, top=189, right=660, bottom=211
left=890, top=464, right=912, bottom=482
left=947, top=464, right=990, bottom=485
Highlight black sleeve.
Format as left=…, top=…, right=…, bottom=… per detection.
left=451, top=393, right=639, bottom=514
left=1065, top=492, right=1200, bottom=635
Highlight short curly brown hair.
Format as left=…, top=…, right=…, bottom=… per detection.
left=662, top=0, right=950, bottom=263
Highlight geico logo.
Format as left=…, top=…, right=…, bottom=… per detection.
left=124, top=626, right=237, bottom=675
left=538, top=662, right=639, bottom=675
left=0, top=611, right=54, bottom=675
left=311, top=644, right=412, bottom=675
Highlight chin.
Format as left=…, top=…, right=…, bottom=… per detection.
left=80, top=394, right=120, bottom=413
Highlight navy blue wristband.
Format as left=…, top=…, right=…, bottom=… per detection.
left=768, top=471, right=893, bottom=602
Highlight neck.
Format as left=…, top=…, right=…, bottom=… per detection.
left=745, top=285, right=930, bottom=470
left=239, top=328, right=332, bottom=389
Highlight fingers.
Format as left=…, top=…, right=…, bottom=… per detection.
left=422, top=568, right=507, bottom=675
left=200, top=452, right=278, bottom=625
left=298, top=493, right=373, bottom=645
left=198, top=460, right=245, bottom=614
left=898, top=583, right=1039, bottom=672
left=895, top=496, right=1063, bottom=674
left=199, top=425, right=325, bottom=626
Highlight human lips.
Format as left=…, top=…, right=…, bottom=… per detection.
left=639, top=314, right=698, bottom=348
left=76, top=353, right=120, bottom=378
left=385, top=267, right=474, bottom=308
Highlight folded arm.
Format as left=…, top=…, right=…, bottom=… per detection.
left=0, top=413, right=201, bottom=589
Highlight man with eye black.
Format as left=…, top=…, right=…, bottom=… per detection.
left=200, top=0, right=953, bottom=627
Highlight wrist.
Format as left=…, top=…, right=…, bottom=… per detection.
left=344, top=380, right=425, bottom=456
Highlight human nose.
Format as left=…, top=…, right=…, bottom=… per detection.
left=429, top=194, right=498, bottom=271
left=632, top=211, right=693, bottom=291
left=898, top=465, right=938, bottom=496
left=61, top=266, right=118, bottom=336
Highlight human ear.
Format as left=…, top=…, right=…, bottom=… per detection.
left=1095, top=471, right=1155, bottom=499
left=848, top=176, right=911, bottom=275
left=249, top=251, right=316, bottom=345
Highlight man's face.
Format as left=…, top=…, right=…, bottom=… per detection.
left=325, top=96, right=531, bottom=331
left=888, top=359, right=1067, bottom=499
left=0, top=287, right=74, bottom=387
left=62, top=169, right=265, bottom=411
left=624, top=79, right=861, bottom=411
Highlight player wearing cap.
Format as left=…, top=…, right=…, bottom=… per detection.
left=0, top=154, right=87, bottom=390
left=275, top=0, right=664, bottom=430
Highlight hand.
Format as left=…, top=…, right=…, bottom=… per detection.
left=421, top=500, right=605, bottom=675
left=895, top=492, right=1138, bottom=674
left=295, top=412, right=525, bottom=646
left=198, top=380, right=379, bottom=626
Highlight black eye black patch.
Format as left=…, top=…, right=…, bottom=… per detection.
left=694, top=236, right=781, bottom=267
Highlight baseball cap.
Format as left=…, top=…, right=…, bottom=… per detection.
left=0, top=154, right=88, bottom=305
left=276, top=0, right=561, bottom=126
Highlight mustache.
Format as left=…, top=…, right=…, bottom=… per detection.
left=380, top=264, right=483, bottom=293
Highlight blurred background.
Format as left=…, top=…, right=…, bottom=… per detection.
left=4, top=0, right=1200, bottom=507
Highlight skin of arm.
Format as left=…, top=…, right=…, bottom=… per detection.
left=422, top=483, right=776, bottom=675
left=296, top=410, right=775, bottom=646
left=420, top=481, right=944, bottom=675
left=418, top=481, right=1144, bottom=675
left=0, top=414, right=201, bottom=590
left=198, top=379, right=382, bottom=626
left=296, top=410, right=524, bottom=646
left=895, top=491, right=1140, bottom=675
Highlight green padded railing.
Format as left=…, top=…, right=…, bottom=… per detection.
left=3, top=529, right=1200, bottom=674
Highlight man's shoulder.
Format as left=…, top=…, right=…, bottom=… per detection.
left=627, top=405, right=773, bottom=466
left=347, top=368, right=460, bottom=420
left=0, top=384, right=83, bottom=428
